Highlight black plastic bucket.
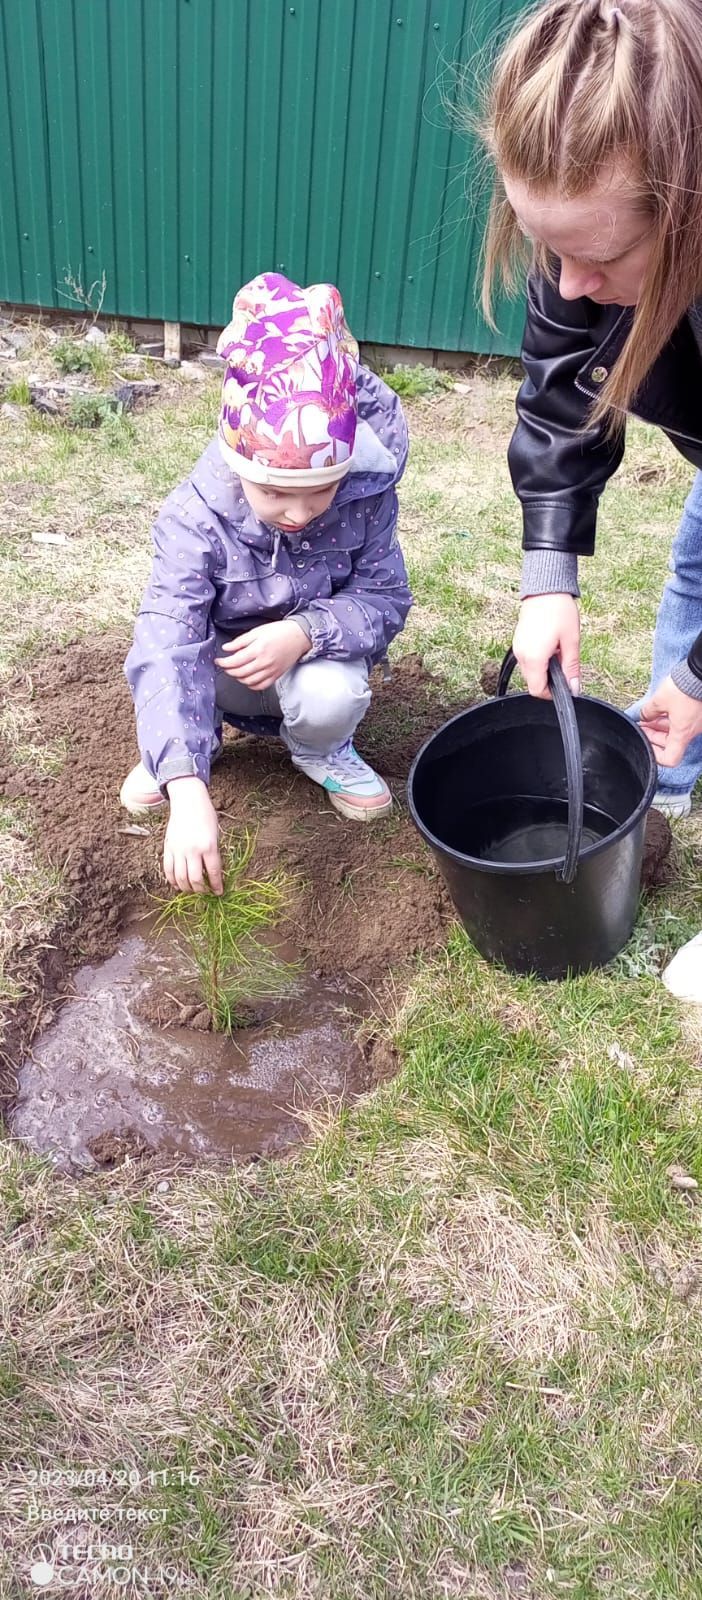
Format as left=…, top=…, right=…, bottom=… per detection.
left=408, top=651, right=657, bottom=979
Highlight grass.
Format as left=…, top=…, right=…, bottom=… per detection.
left=4, top=375, right=31, bottom=405
left=395, top=924, right=702, bottom=1233
left=379, top=363, right=454, bottom=399
left=0, top=800, right=66, bottom=1010
left=0, top=702, right=70, bottom=779
left=65, top=392, right=119, bottom=429
left=154, top=830, right=296, bottom=1031
left=52, top=335, right=112, bottom=382
left=0, top=324, right=701, bottom=1596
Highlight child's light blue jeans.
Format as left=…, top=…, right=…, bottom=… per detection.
left=628, top=469, right=702, bottom=798
left=214, top=656, right=371, bottom=759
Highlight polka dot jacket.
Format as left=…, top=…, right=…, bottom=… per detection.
left=124, top=366, right=412, bottom=789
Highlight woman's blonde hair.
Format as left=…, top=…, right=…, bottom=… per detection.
left=481, top=0, right=702, bottom=426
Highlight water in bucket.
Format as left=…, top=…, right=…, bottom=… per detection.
left=462, top=794, right=618, bottom=865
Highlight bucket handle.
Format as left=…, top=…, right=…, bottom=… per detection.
left=496, top=648, right=584, bottom=885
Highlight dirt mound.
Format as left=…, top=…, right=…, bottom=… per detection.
left=0, top=637, right=459, bottom=1103
left=641, top=806, right=673, bottom=887
left=0, top=636, right=671, bottom=1150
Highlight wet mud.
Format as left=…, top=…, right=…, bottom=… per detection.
left=11, top=910, right=368, bottom=1172
left=0, top=637, right=459, bottom=1169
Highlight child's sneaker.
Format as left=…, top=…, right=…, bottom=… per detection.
left=119, top=738, right=224, bottom=815
left=119, top=761, right=167, bottom=814
left=289, top=739, right=392, bottom=821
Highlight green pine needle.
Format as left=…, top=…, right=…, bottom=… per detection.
left=154, top=829, right=297, bottom=1032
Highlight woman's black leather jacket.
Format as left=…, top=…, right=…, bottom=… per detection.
left=509, top=271, right=702, bottom=681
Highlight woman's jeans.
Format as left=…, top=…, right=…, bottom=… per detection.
left=631, top=469, right=702, bottom=796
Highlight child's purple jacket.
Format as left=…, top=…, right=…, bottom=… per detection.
left=125, top=367, right=412, bottom=789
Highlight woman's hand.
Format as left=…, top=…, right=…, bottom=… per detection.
left=513, top=593, right=581, bottom=698
left=641, top=676, right=702, bottom=766
left=215, top=620, right=311, bottom=691
left=164, top=776, right=223, bottom=895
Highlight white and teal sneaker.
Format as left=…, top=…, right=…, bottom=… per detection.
left=289, top=738, right=392, bottom=821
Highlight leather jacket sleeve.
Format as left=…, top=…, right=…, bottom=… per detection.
left=509, top=273, right=626, bottom=556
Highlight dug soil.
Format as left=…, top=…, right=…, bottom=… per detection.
left=0, top=637, right=672, bottom=1175
left=0, top=637, right=458, bottom=1169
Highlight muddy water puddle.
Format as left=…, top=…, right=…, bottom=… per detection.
left=11, top=909, right=367, bottom=1172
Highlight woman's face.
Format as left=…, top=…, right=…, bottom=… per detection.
left=503, top=167, right=654, bottom=306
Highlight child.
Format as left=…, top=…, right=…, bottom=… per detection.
left=121, top=272, right=412, bottom=896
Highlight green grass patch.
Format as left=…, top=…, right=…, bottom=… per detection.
left=106, top=327, right=136, bottom=357
left=380, top=363, right=454, bottom=399
left=395, top=924, right=702, bottom=1232
left=4, top=375, right=31, bottom=405
left=52, top=335, right=111, bottom=382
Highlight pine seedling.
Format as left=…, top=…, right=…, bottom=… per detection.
left=154, top=830, right=297, bottom=1032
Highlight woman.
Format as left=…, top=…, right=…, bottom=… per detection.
left=481, top=0, right=702, bottom=825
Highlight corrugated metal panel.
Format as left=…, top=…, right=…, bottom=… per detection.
left=0, top=0, right=527, bottom=353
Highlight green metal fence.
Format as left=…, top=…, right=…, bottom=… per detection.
left=0, top=0, right=526, bottom=354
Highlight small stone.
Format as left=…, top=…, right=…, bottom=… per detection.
left=649, top=1259, right=670, bottom=1289
left=9, top=328, right=32, bottom=352
left=178, top=1003, right=199, bottom=1025
left=504, top=1562, right=529, bottom=1596
left=31, top=529, right=68, bottom=546
left=667, top=1164, right=699, bottom=1193
left=180, top=360, right=206, bottom=381
left=156, top=1180, right=170, bottom=1194
left=113, top=378, right=160, bottom=411
left=606, top=1042, right=635, bottom=1071
left=670, top=1261, right=701, bottom=1301
left=84, top=324, right=107, bottom=345
left=233, top=1004, right=260, bottom=1030
left=1, top=403, right=23, bottom=421
left=452, top=380, right=472, bottom=394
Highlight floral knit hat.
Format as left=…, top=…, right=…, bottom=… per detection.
left=216, top=272, right=359, bottom=487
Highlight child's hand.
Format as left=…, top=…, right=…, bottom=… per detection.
left=215, top=620, right=311, bottom=690
left=163, top=777, right=223, bottom=895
